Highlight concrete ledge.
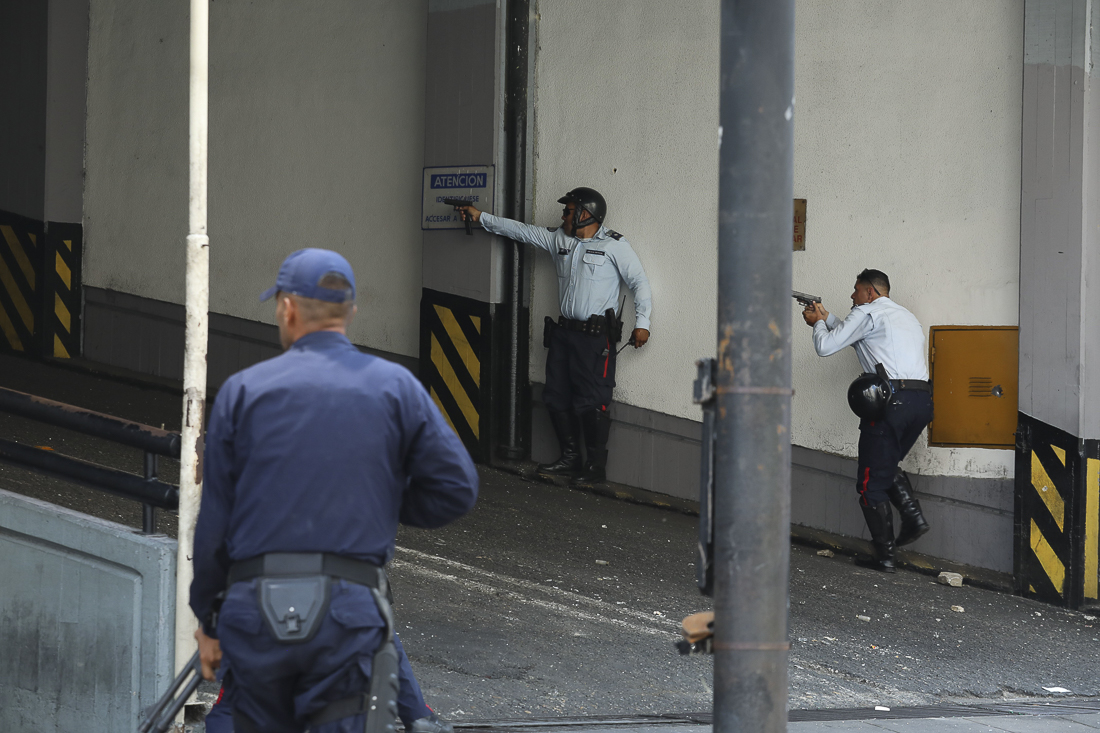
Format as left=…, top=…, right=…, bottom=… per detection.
left=0, top=488, right=177, bottom=733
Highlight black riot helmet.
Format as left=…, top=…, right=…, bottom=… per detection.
left=847, top=372, right=893, bottom=420
left=558, top=187, right=607, bottom=231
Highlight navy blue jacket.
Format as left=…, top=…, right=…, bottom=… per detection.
left=189, top=331, right=478, bottom=634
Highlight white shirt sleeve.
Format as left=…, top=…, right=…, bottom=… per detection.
left=479, top=213, right=558, bottom=254
left=812, top=308, right=872, bottom=357
left=612, top=243, right=652, bottom=331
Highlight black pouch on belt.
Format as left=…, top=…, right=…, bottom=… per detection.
left=604, top=308, right=623, bottom=344
left=543, top=315, right=557, bottom=348
left=257, top=576, right=331, bottom=644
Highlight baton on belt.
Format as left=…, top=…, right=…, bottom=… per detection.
left=443, top=198, right=474, bottom=235
left=138, top=651, right=203, bottom=733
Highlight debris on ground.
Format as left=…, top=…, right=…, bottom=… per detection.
left=856, top=615, right=871, bottom=622
left=816, top=549, right=835, bottom=557
left=937, top=571, right=964, bottom=587
left=951, top=605, right=965, bottom=613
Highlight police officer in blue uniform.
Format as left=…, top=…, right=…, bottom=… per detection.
left=802, top=269, right=932, bottom=572
left=453, top=189, right=652, bottom=485
left=189, top=248, right=479, bottom=733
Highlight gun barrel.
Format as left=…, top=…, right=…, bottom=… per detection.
left=792, top=289, right=821, bottom=304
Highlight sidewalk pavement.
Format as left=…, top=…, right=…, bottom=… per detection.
left=545, top=715, right=1100, bottom=731
left=451, top=703, right=1100, bottom=732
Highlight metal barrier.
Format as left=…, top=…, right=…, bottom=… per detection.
left=0, top=385, right=181, bottom=533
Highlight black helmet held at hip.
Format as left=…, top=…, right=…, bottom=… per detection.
left=847, top=372, right=893, bottom=420
left=558, top=187, right=607, bottom=230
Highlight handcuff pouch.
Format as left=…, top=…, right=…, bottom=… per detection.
left=257, top=575, right=331, bottom=644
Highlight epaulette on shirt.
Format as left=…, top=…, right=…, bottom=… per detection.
left=605, top=229, right=623, bottom=240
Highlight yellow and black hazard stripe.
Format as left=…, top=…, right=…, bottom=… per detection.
left=46, top=223, right=82, bottom=359
left=1085, top=451, right=1100, bottom=603
left=1015, top=413, right=1100, bottom=608
left=0, top=213, right=43, bottom=353
left=419, top=289, right=493, bottom=461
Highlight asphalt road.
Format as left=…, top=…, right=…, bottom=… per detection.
left=2, top=353, right=1100, bottom=727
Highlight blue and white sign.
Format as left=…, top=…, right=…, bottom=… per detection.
left=422, top=165, right=494, bottom=231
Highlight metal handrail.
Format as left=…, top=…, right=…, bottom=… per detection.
left=0, top=387, right=180, bottom=456
left=0, top=386, right=181, bottom=533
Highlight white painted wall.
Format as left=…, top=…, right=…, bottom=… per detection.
left=84, top=0, right=428, bottom=357
left=532, top=0, right=1023, bottom=480
left=530, top=0, right=721, bottom=419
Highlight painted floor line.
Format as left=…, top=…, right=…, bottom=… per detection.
left=395, top=545, right=683, bottom=631
left=390, top=557, right=677, bottom=639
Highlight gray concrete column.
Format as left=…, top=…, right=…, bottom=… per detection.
left=419, top=0, right=533, bottom=461
left=1018, top=0, right=1100, bottom=439
left=44, top=0, right=90, bottom=227
left=421, top=0, right=505, bottom=302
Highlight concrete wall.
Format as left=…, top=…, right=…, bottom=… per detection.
left=530, top=0, right=1023, bottom=484
left=83, top=0, right=429, bottom=358
left=0, top=489, right=176, bottom=733
left=530, top=0, right=721, bottom=420
left=0, top=1, right=48, bottom=220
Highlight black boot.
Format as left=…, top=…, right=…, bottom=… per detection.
left=572, top=409, right=611, bottom=486
left=537, top=410, right=583, bottom=477
left=887, top=469, right=930, bottom=546
left=856, top=501, right=896, bottom=573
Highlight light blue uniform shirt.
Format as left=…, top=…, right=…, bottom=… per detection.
left=480, top=213, right=653, bottom=331
left=811, top=297, right=928, bottom=380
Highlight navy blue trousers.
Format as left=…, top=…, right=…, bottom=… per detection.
left=204, top=636, right=430, bottom=733
left=215, top=579, right=431, bottom=733
left=544, top=326, right=616, bottom=414
left=855, top=390, right=933, bottom=507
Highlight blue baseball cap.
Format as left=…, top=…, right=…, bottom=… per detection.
left=259, top=248, right=356, bottom=303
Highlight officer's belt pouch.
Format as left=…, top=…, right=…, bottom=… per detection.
left=257, top=575, right=331, bottom=644
left=874, top=363, right=896, bottom=403
left=543, top=315, right=556, bottom=348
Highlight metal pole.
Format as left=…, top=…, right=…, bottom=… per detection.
left=500, top=0, right=531, bottom=461
left=143, top=451, right=158, bottom=534
left=713, top=0, right=794, bottom=731
left=176, top=0, right=210, bottom=681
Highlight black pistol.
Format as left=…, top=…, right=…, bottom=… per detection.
left=792, top=290, right=822, bottom=308
left=443, top=198, right=474, bottom=235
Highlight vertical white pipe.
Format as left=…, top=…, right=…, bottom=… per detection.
left=176, top=0, right=209, bottom=685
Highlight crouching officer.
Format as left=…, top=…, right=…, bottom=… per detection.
left=452, top=188, right=652, bottom=485
left=189, top=248, right=479, bottom=733
left=802, top=269, right=932, bottom=572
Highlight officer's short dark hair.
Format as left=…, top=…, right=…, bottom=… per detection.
left=284, top=273, right=355, bottom=323
left=856, top=269, right=890, bottom=296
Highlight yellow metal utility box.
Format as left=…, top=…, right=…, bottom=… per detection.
left=928, top=326, right=1018, bottom=449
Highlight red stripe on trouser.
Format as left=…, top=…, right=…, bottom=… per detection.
left=859, top=466, right=871, bottom=506
left=603, top=340, right=609, bottom=378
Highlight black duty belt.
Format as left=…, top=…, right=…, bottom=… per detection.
left=228, top=552, right=382, bottom=589
left=558, top=315, right=607, bottom=333
left=890, top=379, right=932, bottom=393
